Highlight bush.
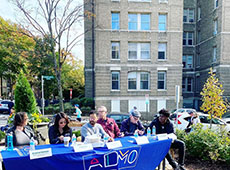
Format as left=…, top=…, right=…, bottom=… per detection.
left=71, top=98, right=81, bottom=106
left=176, top=124, right=230, bottom=163
left=14, top=71, right=38, bottom=115
left=80, top=97, right=94, bottom=109
left=81, top=106, right=91, bottom=116
left=0, top=131, right=5, bottom=141
left=72, top=130, right=81, bottom=137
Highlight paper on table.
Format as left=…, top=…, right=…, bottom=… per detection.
left=167, top=133, right=177, bottom=141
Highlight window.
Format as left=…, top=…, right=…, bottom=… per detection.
left=158, top=43, right=167, bottom=60
left=128, top=42, right=150, bottom=60
left=183, top=9, right=194, bottom=23
left=111, top=12, right=120, bottom=30
left=158, top=14, right=167, bottom=31
left=214, top=19, right=218, bottom=35
left=198, top=7, right=201, bottom=20
left=128, top=13, right=150, bottom=31
left=129, top=100, right=149, bottom=112
left=111, top=72, right=120, bottom=90
left=158, top=71, right=166, bottom=90
left=159, top=0, right=168, bottom=3
left=213, top=47, right=217, bottom=62
left=128, top=72, right=149, bottom=90
left=128, top=0, right=151, bottom=1
left=214, top=0, right=218, bottom=8
left=182, top=78, right=193, bottom=92
left=111, top=100, right=120, bottom=112
left=111, top=42, right=120, bottom=59
left=183, top=55, right=193, bottom=68
left=157, top=100, right=166, bottom=112
left=183, top=32, right=193, bottom=46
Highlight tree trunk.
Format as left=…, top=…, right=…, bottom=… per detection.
left=57, top=71, right=64, bottom=112
left=210, top=114, right=213, bottom=129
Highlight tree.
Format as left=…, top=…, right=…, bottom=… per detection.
left=14, top=71, right=37, bottom=115
left=12, top=0, right=90, bottom=111
left=0, top=17, right=35, bottom=97
left=200, top=68, right=228, bottom=128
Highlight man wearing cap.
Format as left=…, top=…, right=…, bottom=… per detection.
left=97, top=106, right=123, bottom=139
left=149, top=109, right=186, bottom=170
left=120, top=110, right=145, bottom=136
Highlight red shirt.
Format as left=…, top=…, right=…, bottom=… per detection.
left=97, top=117, right=121, bottom=138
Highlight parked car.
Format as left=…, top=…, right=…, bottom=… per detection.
left=173, top=108, right=196, bottom=114
left=107, top=113, right=130, bottom=128
left=222, top=112, right=230, bottom=124
left=171, top=112, right=230, bottom=133
left=0, top=100, right=14, bottom=114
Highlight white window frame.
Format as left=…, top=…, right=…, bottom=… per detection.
left=183, top=9, right=194, bottom=23
left=182, top=78, right=193, bottom=92
left=198, top=7, right=201, bottom=20
left=111, top=71, right=120, bottom=90
left=129, top=100, right=149, bottom=112
left=128, top=0, right=151, bottom=2
left=157, top=100, right=166, bottom=112
left=128, top=72, right=150, bottom=91
left=183, top=32, right=193, bottom=46
left=159, top=0, right=168, bottom=3
left=111, top=42, right=120, bottom=60
left=213, top=19, right=218, bottom=35
left=111, top=12, right=120, bottom=30
left=158, top=43, right=167, bottom=60
left=128, top=13, right=150, bottom=31
left=183, top=55, right=193, bottom=68
left=214, top=0, right=218, bottom=9
left=128, top=42, right=150, bottom=60
left=213, top=47, right=217, bottom=62
left=111, top=100, right=120, bottom=112
left=157, top=71, right=166, bottom=90
left=158, top=14, right=167, bottom=31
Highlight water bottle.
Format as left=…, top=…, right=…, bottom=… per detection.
left=30, top=137, right=35, bottom=151
left=152, top=126, right=156, bottom=136
left=147, top=127, right=151, bottom=138
left=103, top=136, right=109, bottom=143
left=134, top=130, right=138, bottom=138
left=7, top=132, right=13, bottom=151
left=72, top=134, right=77, bottom=146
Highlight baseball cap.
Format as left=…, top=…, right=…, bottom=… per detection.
left=130, top=110, right=141, bottom=118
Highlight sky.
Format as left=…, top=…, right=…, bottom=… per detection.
left=0, top=0, right=85, bottom=62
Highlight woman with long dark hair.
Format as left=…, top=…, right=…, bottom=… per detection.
left=48, top=112, right=72, bottom=144
left=6, top=112, right=37, bottom=147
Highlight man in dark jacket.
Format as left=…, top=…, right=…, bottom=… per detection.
left=149, top=109, right=186, bottom=170
left=120, top=110, right=145, bottom=136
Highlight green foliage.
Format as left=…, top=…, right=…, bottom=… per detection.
left=72, top=130, right=81, bottom=137
left=0, top=131, right=5, bottom=141
left=80, top=97, right=95, bottom=109
left=71, top=98, right=81, bottom=106
left=176, top=124, right=230, bottom=162
left=81, top=106, right=92, bottom=115
left=200, top=68, right=228, bottom=128
left=14, top=71, right=38, bottom=115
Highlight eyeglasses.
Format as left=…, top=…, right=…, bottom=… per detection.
left=133, top=116, right=139, bottom=121
left=59, top=121, right=66, bottom=124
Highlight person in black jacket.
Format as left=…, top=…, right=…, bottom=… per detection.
left=149, top=109, right=186, bottom=170
left=48, top=112, right=72, bottom=144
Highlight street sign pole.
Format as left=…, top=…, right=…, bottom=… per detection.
left=41, top=75, right=44, bottom=116
left=175, top=85, right=180, bottom=128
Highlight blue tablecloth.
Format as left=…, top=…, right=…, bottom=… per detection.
left=1, top=136, right=172, bottom=170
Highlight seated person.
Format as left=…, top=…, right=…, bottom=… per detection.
left=81, top=110, right=113, bottom=142
left=120, top=110, right=145, bottom=136
left=49, top=112, right=72, bottom=144
left=6, top=112, right=37, bottom=147
left=97, top=106, right=123, bottom=138
left=148, top=109, right=186, bottom=170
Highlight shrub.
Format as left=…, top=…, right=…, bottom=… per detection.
left=80, top=97, right=94, bottom=109
left=81, top=106, right=91, bottom=116
left=176, top=124, right=230, bottom=163
left=14, top=71, right=38, bottom=115
left=72, top=130, right=81, bottom=137
left=71, top=98, right=81, bottom=106
left=0, top=131, right=5, bottom=141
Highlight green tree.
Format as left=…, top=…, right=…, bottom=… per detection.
left=200, top=68, right=228, bottom=128
left=14, top=71, right=37, bottom=115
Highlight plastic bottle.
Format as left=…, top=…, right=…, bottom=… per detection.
left=152, top=126, right=156, bottom=136
left=134, top=130, right=138, bottom=138
left=72, top=134, right=77, bottom=146
left=30, top=137, right=35, bottom=151
left=147, top=127, right=151, bottom=138
left=7, top=132, right=13, bottom=151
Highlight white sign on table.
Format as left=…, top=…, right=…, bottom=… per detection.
left=29, top=148, right=52, bottom=160
left=135, top=136, right=149, bottom=145
left=73, top=144, right=93, bottom=152
left=106, top=141, right=122, bottom=149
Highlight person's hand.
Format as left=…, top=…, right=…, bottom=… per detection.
left=34, top=140, right=38, bottom=145
left=119, top=132, right=124, bottom=137
left=138, top=130, right=144, bottom=135
left=59, top=135, right=64, bottom=141
left=108, top=137, right=114, bottom=142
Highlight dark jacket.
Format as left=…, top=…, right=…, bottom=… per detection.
left=6, top=125, right=36, bottom=147
left=48, top=125, right=72, bottom=144
left=149, top=117, right=174, bottom=134
left=120, top=118, right=145, bottom=136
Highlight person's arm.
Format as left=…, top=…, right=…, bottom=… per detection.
left=98, top=124, right=109, bottom=138
left=120, top=120, right=133, bottom=136
left=48, top=126, right=60, bottom=144
left=113, top=120, right=121, bottom=138
left=168, top=122, right=174, bottom=134
left=81, top=125, right=92, bottom=141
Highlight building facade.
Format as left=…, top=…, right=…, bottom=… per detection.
left=84, top=0, right=183, bottom=119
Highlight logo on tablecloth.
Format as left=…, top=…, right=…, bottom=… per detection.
left=83, top=146, right=141, bottom=170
